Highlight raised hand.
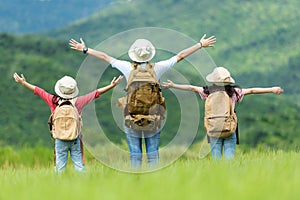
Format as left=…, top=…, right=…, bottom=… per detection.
left=161, top=80, right=174, bottom=88
left=69, top=38, right=86, bottom=52
left=13, top=72, right=26, bottom=84
left=199, top=34, right=217, bottom=48
left=13, top=72, right=36, bottom=91
left=111, top=75, right=123, bottom=86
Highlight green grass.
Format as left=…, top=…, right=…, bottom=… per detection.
left=1, top=148, right=299, bottom=200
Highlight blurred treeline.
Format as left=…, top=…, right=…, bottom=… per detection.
left=1, top=0, right=299, bottom=150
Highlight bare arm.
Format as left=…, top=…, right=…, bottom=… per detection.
left=162, top=80, right=199, bottom=92
left=69, top=38, right=115, bottom=64
left=13, top=72, right=36, bottom=92
left=176, top=34, right=216, bottom=62
left=97, top=75, right=123, bottom=95
left=243, top=87, right=284, bottom=95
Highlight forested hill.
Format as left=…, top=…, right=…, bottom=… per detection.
left=0, top=0, right=112, bottom=33
left=1, top=0, right=299, bottom=149
left=47, top=0, right=300, bottom=76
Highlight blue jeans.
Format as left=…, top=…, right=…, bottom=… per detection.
left=55, top=137, right=85, bottom=173
left=124, top=126, right=160, bottom=168
left=209, top=133, right=237, bottom=160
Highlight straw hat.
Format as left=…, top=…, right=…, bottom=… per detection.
left=54, top=76, right=79, bottom=99
left=128, top=39, right=155, bottom=62
left=206, top=67, right=235, bottom=85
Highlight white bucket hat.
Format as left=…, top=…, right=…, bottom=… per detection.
left=128, top=39, right=156, bottom=62
left=54, top=76, right=79, bottom=99
left=206, top=67, right=235, bottom=85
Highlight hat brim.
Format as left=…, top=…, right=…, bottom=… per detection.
left=128, top=39, right=156, bottom=62
left=206, top=68, right=235, bottom=85
left=54, top=81, right=79, bottom=99
left=206, top=76, right=235, bottom=84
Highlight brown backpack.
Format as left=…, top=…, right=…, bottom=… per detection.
left=48, top=98, right=82, bottom=140
left=119, top=62, right=166, bottom=131
left=204, top=90, right=237, bottom=138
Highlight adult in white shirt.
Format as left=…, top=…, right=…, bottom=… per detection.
left=69, top=34, right=216, bottom=168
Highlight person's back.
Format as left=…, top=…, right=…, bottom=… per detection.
left=13, top=73, right=122, bottom=173
left=162, top=66, right=283, bottom=160
left=121, top=62, right=166, bottom=132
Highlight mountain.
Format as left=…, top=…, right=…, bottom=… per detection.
left=0, top=0, right=112, bottom=33
left=47, top=0, right=300, bottom=76
left=45, top=0, right=300, bottom=95
left=1, top=0, right=299, bottom=149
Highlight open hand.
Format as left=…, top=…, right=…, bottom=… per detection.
left=13, top=72, right=26, bottom=84
left=200, top=34, right=217, bottom=48
left=161, top=80, right=174, bottom=88
left=111, top=75, right=123, bottom=86
left=69, top=38, right=86, bottom=52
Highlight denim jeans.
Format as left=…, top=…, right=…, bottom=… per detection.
left=55, top=137, right=85, bottom=173
left=209, top=132, right=237, bottom=160
left=124, top=126, right=160, bottom=168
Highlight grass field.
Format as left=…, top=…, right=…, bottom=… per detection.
left=0, top=147, right=299, bottom=200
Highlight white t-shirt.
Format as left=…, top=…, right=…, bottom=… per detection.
left=110, top=56, right=178, bottom=81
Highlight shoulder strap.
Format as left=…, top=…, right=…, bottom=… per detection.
left=131, top=62, right=139, bottom=70
left=58, top=98, right=77, bottom=107
left=145, top=62, right=157, bottom=80
left=126, top=62, right=157, bottom=89
left=130, top=62, right=155, bottom=71
left=145, top=62, right=154, bottom=70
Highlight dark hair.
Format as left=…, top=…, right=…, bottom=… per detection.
left=52, top=95, right=60, bottom=106
left=52, top=95, right=73, bottom=106
left=203, top=84, right=242, bottom=102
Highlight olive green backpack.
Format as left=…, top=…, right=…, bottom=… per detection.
left=118, top=62, right=166, bottom=131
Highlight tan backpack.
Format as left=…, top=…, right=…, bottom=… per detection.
left=48, top=98, right=82, bottom=140
left=118, top=62, right=166, bottom=131
left=204, top=90, right=237, bottom=138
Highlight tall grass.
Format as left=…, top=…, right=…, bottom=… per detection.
left=0, top=147, right=299, bottom=200
left=0, top=145, right=53, bottom=168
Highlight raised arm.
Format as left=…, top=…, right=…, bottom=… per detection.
left=13, top=72, right=36, bottom=92
left=176, top=34, right=217, bottom=62
left=162, top=80, right=199, bottom=92
left=69, top=38, right=115, bottom=64
left=97, top=75, right=123, bottom=95
left=243, top=87, right=284, bottom=95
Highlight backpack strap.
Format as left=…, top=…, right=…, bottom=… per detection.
left=57, top=97, right=77, bottom=107
left=130, top=62, right=155, bottom=75
left=132, top=62, right=139, bottom=70
left=144, top=62, right=156, bottom=79
left=53, top=139, right=56, bottom=166
left=125, top=62, right=157, bottom=90
left=230, top=96, right=239, bottom=144
left=236, top=122, right=239, bottom=145
left=80, top=136, right=85, bottom=165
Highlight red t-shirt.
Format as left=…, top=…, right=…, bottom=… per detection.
left=34, top=87, right=100, bottom=114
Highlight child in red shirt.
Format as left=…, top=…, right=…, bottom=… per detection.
left=14, top=72, right=122, bottom=173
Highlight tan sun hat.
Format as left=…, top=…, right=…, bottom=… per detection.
left=206, top=67, right=235, bottom=85
left=54, top=76, right=79, bottom=99
left=128, top=39, right=156, bottom=62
